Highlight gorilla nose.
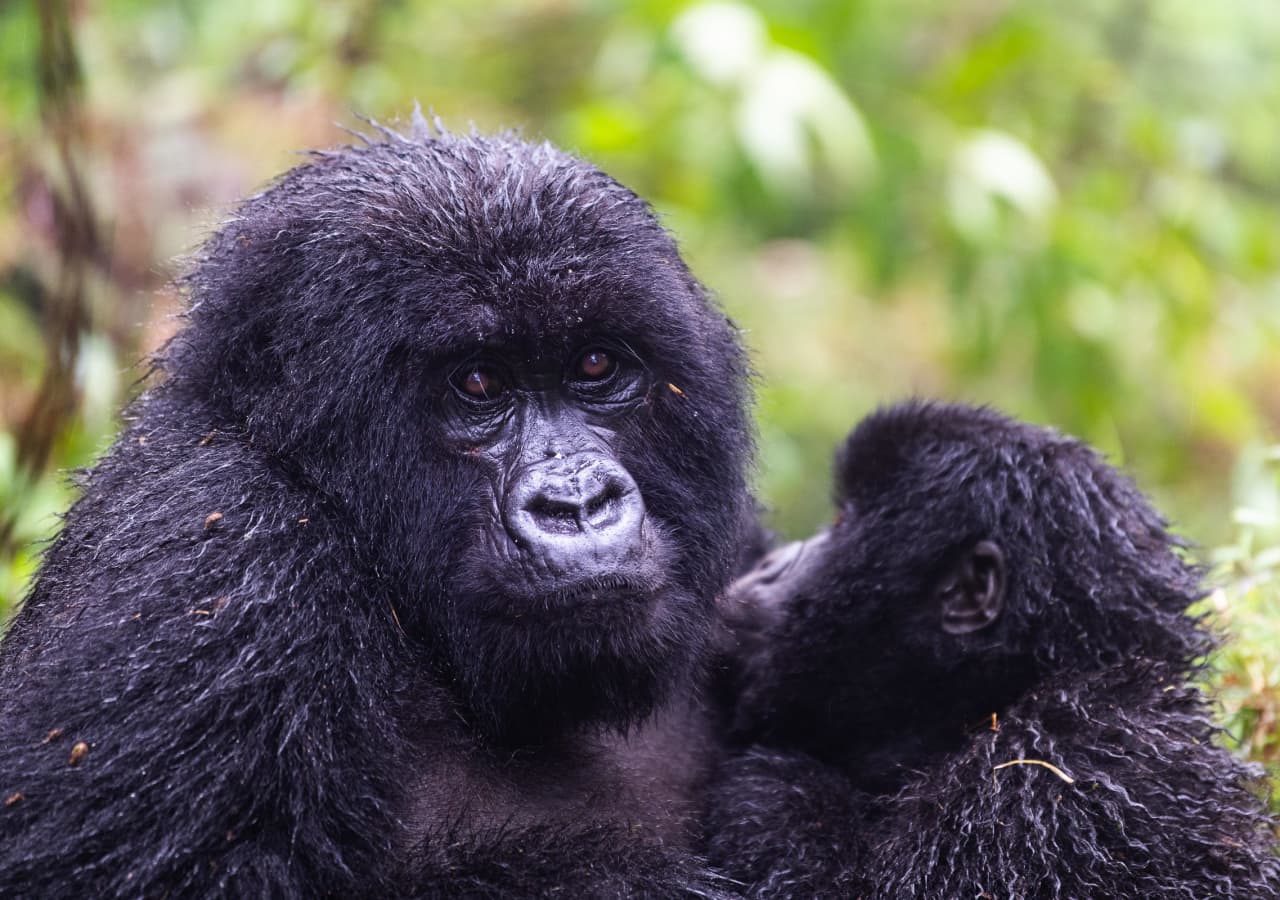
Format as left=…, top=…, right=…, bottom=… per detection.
left=507, top=456, right=645, bottom=563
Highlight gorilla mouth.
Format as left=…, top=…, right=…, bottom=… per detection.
left=542, top=573, right=660, bottom=607
left=475, top=571, right=666, bottom=622
left=458, top=509, right=674, bottom=622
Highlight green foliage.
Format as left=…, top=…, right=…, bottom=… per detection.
left=1207, top=445, right=1280, bottom=798
left=1, top=0, right=1277, bottom=779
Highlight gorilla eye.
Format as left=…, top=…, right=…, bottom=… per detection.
left=453, top=364, right=506, bottom=402
left=575, top=349, right=616, bottom=381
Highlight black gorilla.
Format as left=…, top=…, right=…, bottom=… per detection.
left=0, top=123, right=755, bottom=896
left=710, top=401, right=1280, bottom=898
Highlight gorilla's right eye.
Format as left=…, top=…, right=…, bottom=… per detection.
left=452, top=364, right=507, bottom=402
left=575, top=348, right=616, bottom=381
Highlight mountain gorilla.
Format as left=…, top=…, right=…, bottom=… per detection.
left=710, top=401, right=1280, bottom=898
left=0, top=123, right=754, bottom=896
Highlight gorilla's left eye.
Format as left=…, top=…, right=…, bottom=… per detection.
left=574, top=348, right=616, bottom=382
left=451, top=363, right=507, bottom=403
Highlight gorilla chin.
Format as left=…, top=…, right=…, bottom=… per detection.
left=494, top=572, right=670, bottom=622
left=448, top=539, right=704, bottom=745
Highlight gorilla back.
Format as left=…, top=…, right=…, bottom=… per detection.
left=0, top=124, right=753, bottom=897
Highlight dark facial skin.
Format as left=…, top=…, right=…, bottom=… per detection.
left=443, top=344, right=665, bottom=601
left=427, top=330, right=733, bottom=745
left=398, top=337, right=729, bottom=868
left=727, top=475, right=1037, bottom=783
left=728, top=533, right=829, bottom=618
left=719, top=532, right=829, bottom=666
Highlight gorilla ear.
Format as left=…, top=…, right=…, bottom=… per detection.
left=938, top=540, right=1006, bottom=635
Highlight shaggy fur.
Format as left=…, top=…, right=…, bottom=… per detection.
left=0, top=122, right=754, bottom=897
left=710, top=401, right=1280, bottom=898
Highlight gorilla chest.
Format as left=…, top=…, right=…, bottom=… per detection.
left=403, top=702, right=714, bottom=847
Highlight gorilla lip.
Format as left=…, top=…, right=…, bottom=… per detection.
left=547, top=573, right=659, bottom=606
left=473, top=571, right=665, bottom=621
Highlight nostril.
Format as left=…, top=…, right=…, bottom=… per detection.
left=507, top=458, right=644, bottom=546
left=583, top=482, right=625, bottom=521
left=525, top=495, right=581, bottom=534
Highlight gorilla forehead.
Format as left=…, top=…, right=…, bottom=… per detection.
left=199, top=130, right=707, bottom=361
left=170, top=128, right=752, bottom=459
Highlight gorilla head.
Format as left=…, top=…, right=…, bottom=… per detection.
left=730, top=401, right=1207, bottom=759
left=829, top=402, right=1206, bottom=666
left=169, top=124, right=753, bottom=743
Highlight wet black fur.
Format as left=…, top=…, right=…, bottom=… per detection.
left=0, top=124, right=755, bottom=897
left=710, top=401, right=1280, bottom=898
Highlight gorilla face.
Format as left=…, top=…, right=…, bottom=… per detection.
left=173, top=127, right=754, bottom=742
left=436, top=335, right=701, bottom=741
left=444, top=344, right=668, bottom=611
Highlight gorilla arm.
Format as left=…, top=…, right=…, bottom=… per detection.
left=0, top=425, right=409, bottom=897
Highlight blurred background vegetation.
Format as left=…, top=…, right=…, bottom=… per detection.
left=1, top=0, right=1277, bottom=789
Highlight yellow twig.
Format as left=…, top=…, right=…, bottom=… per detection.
left=992, top=758, right=1076, bottom=784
